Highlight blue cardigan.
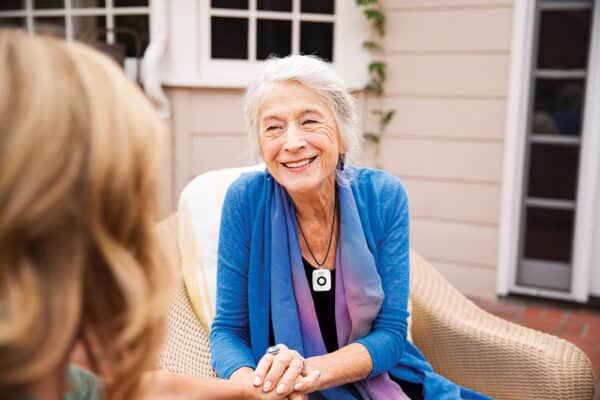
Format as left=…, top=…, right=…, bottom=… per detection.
left=210, top=167, right=492, bottom=400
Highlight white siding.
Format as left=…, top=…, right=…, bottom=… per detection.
left=375, top=0, right=513, bottom=298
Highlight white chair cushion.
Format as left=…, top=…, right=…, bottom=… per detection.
left=177, top=164, right=264, bottom=331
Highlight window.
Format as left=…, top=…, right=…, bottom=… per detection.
left=161, top=1, right=369, bottom=88
left=0, top=0, right=150, bottom=82
left=208, top=0, right=334, bottom=62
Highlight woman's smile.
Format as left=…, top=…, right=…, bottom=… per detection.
left=282, top=156, right=317, bottom=170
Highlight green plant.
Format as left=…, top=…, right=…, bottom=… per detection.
left=355, top=0, right=395, bottom=168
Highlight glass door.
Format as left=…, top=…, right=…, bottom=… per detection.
left=516, top=0, right=597, bottom=293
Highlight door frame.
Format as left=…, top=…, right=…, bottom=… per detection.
left=497, top=0, right=600, bottom=302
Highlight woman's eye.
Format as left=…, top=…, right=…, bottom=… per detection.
left=302, top=119, right=317, bottom=125
left=266, top=126, right=280, bottom=132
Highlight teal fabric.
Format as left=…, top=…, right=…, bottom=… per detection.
left=63, top=364, right=102, bottom=400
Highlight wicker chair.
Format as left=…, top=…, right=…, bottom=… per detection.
left=155, top=167, right=596, bottom=400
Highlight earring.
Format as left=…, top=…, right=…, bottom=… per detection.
left=338, top=153, right=346, bottom=171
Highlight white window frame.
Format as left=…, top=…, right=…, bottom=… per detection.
left=0, top=0, right=151, bottom=81
left=158, top=0, right=369, bottom=89
left=498, top=0, right=600, bottom=302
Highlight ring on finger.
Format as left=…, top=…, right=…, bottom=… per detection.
left=266, top=345, right=281, bottom=356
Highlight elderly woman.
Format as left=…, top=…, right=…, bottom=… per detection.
left=210, top=55, right=492, bottom=400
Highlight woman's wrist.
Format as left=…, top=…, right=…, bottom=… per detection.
left=229, top=368, right=273, bottom=400
left=302, top=344, right=372, bottom=392
left=301, top=356, right=327, bottom=392
left=229, top=366, right=255, bottom=382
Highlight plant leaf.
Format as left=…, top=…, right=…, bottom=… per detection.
left=368, top=61, right=386, bottom=80
left=364, top=9, right=384, bottom=22
left=366, top=79, right=383, bottom=96
left=363, top=40, right=383, bottom=52
left=382, top=110, right=396, bottom=126
left=363, top=132, right=381, bottom=144
left=355, top=0, right=378, bottom=5
left=364, top=9, right=385, bottom=35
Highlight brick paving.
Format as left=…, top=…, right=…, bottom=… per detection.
left=472, top=296, right=600, bottom=399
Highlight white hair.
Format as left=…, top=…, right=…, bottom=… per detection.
left=244, top=55, right=361, bottom=163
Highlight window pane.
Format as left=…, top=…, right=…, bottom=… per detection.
left=114, top=0, right=148, bottom=6
left=34, top=17, right=65, bottom=37
left=257, top=19, right=291, bottom=60
left=301, top=0, right=334, bottom=14
left=532, top=79, right=584, bottom=136
left=211, top=0, right=248, bottom=9
left=527, top=143, right=580, bottom=200
left=211, top=17, right=248, bottom=59
left=73, top=16, right=106, bottom=43
left=0, top=0, right=25, bottom=10
left=95, top=43, right=128, bottom=66
left=0, top=18, right=26, bottom=28
left=300, top=21, right=333, bottom=62
left=537, top=10, right=591, bottom=70
left=72, top=0, right=106, bottom=7
left=524, top=207, right=574, bottom=263
left=258, top=0, right=291, bottom=11
left=114, top=14, right=149, bottom=57
left=33, top=0, right=64, bottom=8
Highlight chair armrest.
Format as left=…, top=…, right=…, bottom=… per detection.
left=158, top=280, right=217, bottom=378
left=409, top=251, right=595, bottom=400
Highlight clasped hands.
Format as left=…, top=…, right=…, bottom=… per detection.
left=232, top=344, right=321, bottom=400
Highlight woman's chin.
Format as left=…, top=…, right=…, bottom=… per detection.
left=280, top=179, right=318, bottom=195
left=276, top=166, right=315, bottom=187
left=280, top=176, right=338, bottom=200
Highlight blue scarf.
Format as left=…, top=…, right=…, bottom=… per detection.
left=268, top=172, right=409, bottom=399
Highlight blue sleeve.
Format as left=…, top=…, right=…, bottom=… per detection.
left=209, top=181, right=257, bottom=378
left=354, top=178, right=411, bottom=378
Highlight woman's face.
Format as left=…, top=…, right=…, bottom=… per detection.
left=258, top=81, right=343, bottom=196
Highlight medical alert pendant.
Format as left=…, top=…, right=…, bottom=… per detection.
left=312, top=269, right=332, bottom=292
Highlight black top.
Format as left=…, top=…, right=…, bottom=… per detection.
left=302, top=258, right=339, bottom=354
left=301, top=259, right=424, bottom=400
left=269, top=259, right=423, bottom=400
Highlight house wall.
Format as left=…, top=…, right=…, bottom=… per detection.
left=374, top=0, right=513, bottom=298
left=164, top=88, right=252, bottom=198
left=161, top=0, right=514, bottom=299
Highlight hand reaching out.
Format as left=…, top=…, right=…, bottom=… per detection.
left=230, top=366, right=293, bottom=400
left=140, top=370, right=296, bottom=400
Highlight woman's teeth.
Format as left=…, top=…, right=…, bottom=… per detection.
left=285, top=158, right=313, bottom=168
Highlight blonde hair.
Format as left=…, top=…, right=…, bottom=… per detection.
left=0, top=30, right=172, bottom=399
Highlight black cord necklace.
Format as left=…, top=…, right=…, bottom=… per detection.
left=296, top=194, right=337, bottom=268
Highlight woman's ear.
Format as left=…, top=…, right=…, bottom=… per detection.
left=256, top=133, right=265, bottom=160
left=337, top=135, right=347, bottom=154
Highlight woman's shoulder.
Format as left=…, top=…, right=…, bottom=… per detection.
left=225, top=169, right=269, bottom=202
left=348, top=167, right=407, bottom=201
left=64, top=364, right=102, bottom=400
left=229, top=169, right=267, bottom=190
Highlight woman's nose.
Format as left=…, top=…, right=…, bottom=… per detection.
left=283, top=125, right=305, bottom=151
